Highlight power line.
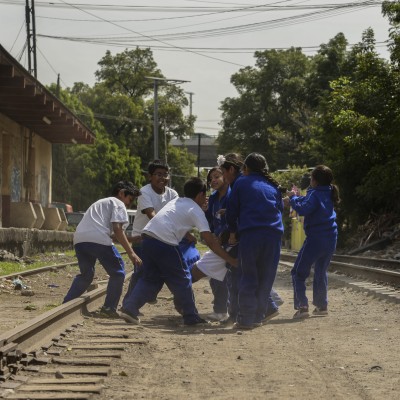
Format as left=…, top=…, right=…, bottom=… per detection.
left=55, top=0, right=246, bottom=67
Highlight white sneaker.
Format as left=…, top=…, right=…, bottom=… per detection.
left=206, top=312, right=229, bottom=321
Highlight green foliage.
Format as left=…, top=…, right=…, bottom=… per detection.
left=167, top=146, right=197, bottom=195
left=218, top=48, right=312, bottom=169
left=50, top=48, right=196, bottom=209
left=218, top=20, right=400, bottom=240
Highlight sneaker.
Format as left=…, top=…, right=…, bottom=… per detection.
left=98, top=307, right=121, bottom=319
left=119, top=308, right=141, bottom=325
left=233, top=322, right=254, bottom=330
left=184, top=317, right=210, bottom=326
left=261, top=310, right=279, bottom=324
left=312, top=307, right=328, bottom=316
left=219, top=315, right=235, bottom=326
left=206, top=312, right=229, bottom=321
left=293, top=307, right=309, bottom=319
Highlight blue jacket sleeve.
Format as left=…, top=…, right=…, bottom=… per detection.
left=289, top=191, right=318, bottom=216
left=226, top=183, right=239, bottom=233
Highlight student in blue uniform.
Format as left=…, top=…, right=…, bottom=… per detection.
left=286, top=165, right=340, bottom=319
left=189, top=167, right=231, bottom=321
left=120, top=177, right=238, bottom=326
left=217, top=153, right=244, bottom=324
left=226, top=153, right=285, bottom=329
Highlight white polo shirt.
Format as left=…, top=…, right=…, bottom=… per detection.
left=143, top=197, right=210, bottom=246
left=131, top=184, right=178, bottom=236
left=74, top=197, right=128, bottom=246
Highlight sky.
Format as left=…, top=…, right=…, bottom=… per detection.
left=0, top=1, right=392, bottom=137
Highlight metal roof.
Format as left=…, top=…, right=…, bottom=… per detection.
left=0, top=45, right=95, bottom=145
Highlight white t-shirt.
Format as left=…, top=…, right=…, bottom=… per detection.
left=131, top=184, right=178, bottom=236
left=143, top=197, right=210, bottom=246
left=74, top=197, right=129, bottom=246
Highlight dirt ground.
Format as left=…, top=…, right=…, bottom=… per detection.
left=1, top=259, right=399, bottom=399
left=98, top=263, right=399, bottom=400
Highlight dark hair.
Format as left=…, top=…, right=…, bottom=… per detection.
left=206, top=166, right=222, bottom=185
left=300, top=173, right=311, bottom=190
left=311, top=165, right=340, bottom=206
left=244, top=152, right=286, bottom=193
left=184, top=177, right=207, bottom=199
left=148, top=159, right=169, bottom=175
left=220, top=153, right=244, bottom=172
left=112, top=181, right=141, bottom=197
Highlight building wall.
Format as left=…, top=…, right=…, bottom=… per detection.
left=0, top=112, right=52, bottom=227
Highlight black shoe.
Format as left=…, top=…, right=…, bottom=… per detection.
left=293, top=307, right=309, bottom=319
left=98, top=306, right=121, bottom=318
left=261, top=310, right=279, bottom=324
left=233, top=322, right=254, bottom=330
left=184, top=317, right=210, bottom=326
left=119, top=308, right=141, bottom=324
left=312, top=306, right=328, bottom=316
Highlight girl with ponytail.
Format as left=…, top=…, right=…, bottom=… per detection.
left=226, top=152, right=284, bottom=329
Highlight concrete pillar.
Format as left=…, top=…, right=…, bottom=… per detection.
left=57, top=208, right=68, bottom=231
left=32, top=203, right=45, bottom=229
left=41, top=207, right=61, bottom=230
left=10, top=202, right=37, bottom=228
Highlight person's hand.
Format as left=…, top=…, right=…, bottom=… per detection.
left=228, top=233, right=238, bottom=246
left=229, top=257, right=238, bottom=268
left=185, top=232, right=197, bottom=244
left=129, top=252, right=142, bottom=266
left=291, top=185, right=300, bottom=196
left=217, top=208, right=226, bottom=216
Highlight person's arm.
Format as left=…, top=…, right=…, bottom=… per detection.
left=184, top=231, right=197, bottom=243
left=143, top=207, right=156, bottom=219
left=112, top=222, right=142, bottom=265
left=200, top=231, right=238, bottom=267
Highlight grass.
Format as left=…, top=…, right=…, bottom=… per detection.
left=0, top=249, right=77, bottom=277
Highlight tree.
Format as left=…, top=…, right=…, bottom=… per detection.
left=49, top=85, right=143, bottom=211
left=310, top=28, right=400, bottom=227
left=74, top=47, right=195, bottom=172
left=218, top=48, right=312, bottom=169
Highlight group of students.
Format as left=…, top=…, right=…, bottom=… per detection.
left=63, top=152, right=340, bottom=329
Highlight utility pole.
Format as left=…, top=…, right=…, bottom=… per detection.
left=25, top=0, right=37, bottom=78
left=186, top=92, right=194, bottom=117
left=145, top=77, right=190, bottom=160
left=194, top=132, right=206, bottom=177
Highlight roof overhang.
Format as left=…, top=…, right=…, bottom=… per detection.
left=0, top=45, right=95, bottom=144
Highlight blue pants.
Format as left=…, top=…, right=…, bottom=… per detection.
left=63, top=242, right=125, bottom=310
left=209, top=278, right=228, bottom=314
left=291, top=233, right=337, bottom=309
left=123, top=236, right=200, bottom=324
left=237, top=229, right=281, bottom=326
left=226, top=246, right=239, bottom=320
left=122, top=237, right=200, bottom=309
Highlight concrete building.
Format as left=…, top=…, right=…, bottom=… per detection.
left=0, top=45, right=95, bottom=236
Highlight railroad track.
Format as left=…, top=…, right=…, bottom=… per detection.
left=0, top=252, right=399, bottom=399
left=280, top=251, right=400, bottom=287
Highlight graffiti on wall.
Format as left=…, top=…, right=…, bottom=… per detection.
left=11, top=166, right=21, bottom=201
left=40, top=166, right=49, bottom=206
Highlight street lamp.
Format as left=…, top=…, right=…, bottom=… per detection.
left=145, top=77, right=190, bottom=160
